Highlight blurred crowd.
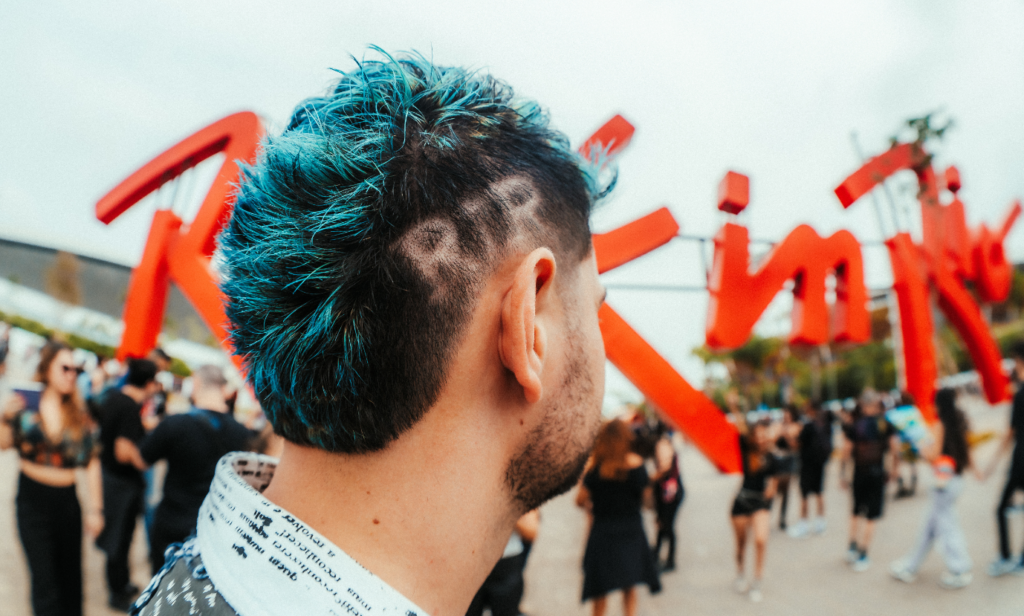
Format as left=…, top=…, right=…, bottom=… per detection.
left=0, top=319, right=1022, bottom=616
left=560, top=351, right=1023, bottom=614
left=493, top=365, right=1022, bottom=616
left=0, top=322, right=280, bottom=615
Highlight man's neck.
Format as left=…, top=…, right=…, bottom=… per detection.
left=261, top=407, right=518, bottom=616
left=192, top=393, right=228, bottom=413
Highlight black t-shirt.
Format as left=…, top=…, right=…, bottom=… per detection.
left=843, top=415, right=896, bottom=470
left=140, top=409, right=255, bottom=534
left=1011, top=388, right=1024, bottom=476
left=740, top=435, right=777, bottom=493
left=584, top=465, right=648, bottom=520
left=799, top=418, right=833, bottom=465
left=97, top=389, right=145, bottom=482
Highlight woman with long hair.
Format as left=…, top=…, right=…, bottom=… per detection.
left=651, top=422, right=684, bottom=572
left=730, top=413, right=778, bottom=603
left=0, top=341, right=104, bottom=616
left=889, top=388, right=978, bottom=589
left=576, top=419, right=661, bottom=616
left=773, top=405, right=799, bottom=531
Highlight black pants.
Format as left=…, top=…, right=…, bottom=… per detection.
left=776, top=474, right=792, bottom=529
left=996, top=473, right=1024, bottom=561
left=16, top=473, right=83, bottom=616
left=96, top=472, right=144, bottom=595
left=654, top=497, right=683, bottom=566
left=466, top=552, right=527, bottom=616
left=852, top=467, right=886, bottom=520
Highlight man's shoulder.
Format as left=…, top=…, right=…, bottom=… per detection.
left=101, top=389, right=140, bottom=417
left=222, top=414, right=257, bottom=443
left=160, top=411, right=223, bottom=436
left=158, top=412, right=199, bottom=431
left=98, top=391, right=142, bottom=433
left=133, top=542, right=238, bottom=616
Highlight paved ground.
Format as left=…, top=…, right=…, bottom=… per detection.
left=0, top=396, right=1021, bottom=615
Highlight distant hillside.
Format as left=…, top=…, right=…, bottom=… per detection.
left=0, top=237, right=215, bottom=345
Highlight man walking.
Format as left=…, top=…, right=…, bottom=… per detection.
left=96, top=358, right=159, bottom=611
left=841, top=390, right=900, bottom=572
left=132, top=49, right=608, bottom=616
left=790, top=401, right=833, bottom=538
left=140, top=365, right=256, bottom=572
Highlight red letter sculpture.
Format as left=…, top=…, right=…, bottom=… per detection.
left=706, top=216, right=870, bottom=349
left=96, top=112, right=264, bottom=368
left=594, top=210, right=742, bottom=473
left=584, top=118, right=742, bottom=473
left=835, top=143, right=1020, bottom=420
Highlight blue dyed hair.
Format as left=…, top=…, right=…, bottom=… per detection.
left=220, top=49, right=607, bottom=452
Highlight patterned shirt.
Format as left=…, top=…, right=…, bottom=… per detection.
left=133, top=452, right=426, bottom=616
left=10, top=407, right=100, bottom=469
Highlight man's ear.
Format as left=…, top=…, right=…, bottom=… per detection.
left=499, top=248, right=556, bottom=404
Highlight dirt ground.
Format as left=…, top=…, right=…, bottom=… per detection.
left=0, top=395, right=1021, bottom=615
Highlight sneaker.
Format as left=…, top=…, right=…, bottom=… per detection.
left=846, top=547, right=860, bottom=564
left=940, top=571, right=973, bottom=589
left=734, top=575, right=748, bottom=594
left=988, top=557, right=1020, bottom=577
left=787, top=520, right=808, bottom=538
left=852, top=554, right=871, bottom=572
left=748, top=580, right=763, bottom=603
left=813, top=517, right=827, bottom=535
left=889, top=560, right=917, bottom=583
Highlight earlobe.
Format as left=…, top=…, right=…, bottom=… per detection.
left=499, top=248, right=556, bottom=404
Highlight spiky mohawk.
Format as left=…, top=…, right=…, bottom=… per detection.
left=220, top=49, right=604, bottom=452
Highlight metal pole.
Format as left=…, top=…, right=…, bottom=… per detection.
left=850, top=131, right=897, bottom=237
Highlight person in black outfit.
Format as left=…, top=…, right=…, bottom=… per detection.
left=773, top=406, right=799, bottom=531
left=840, top=389, right=900, bottom=573
left=651, top=424, right=684, bottom=572
left=465, top=509, right=539, bottom=616
left=95, top=357, right=159, bottom=611
left=729, top=414, right=778, bottom=603
left=790, top=401, right=833, bottom=537
left=983, top=342, right=1024, bottom=576
left=138, top=365, right=256, bottom=572
left=577, top=419, right=660, bottom=616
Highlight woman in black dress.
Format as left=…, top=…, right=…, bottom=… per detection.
left=576, top=419, right=661, bottom=616
left=729, top=414, right=778, bottom=603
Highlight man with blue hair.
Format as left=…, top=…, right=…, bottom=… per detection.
left=133, top=49, right=609, bottom=616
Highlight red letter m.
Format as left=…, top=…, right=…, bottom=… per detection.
left=705, top=222, right=869, bottom=349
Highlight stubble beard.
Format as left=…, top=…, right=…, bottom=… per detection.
left=504, top=327, right=601, bottom=513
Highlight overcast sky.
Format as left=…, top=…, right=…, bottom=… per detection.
left=2, top=0, right=1023, bottom=396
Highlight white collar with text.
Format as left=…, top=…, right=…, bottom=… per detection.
left=196, top=451, right=427, bottom=616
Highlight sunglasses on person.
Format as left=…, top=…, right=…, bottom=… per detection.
left=58, top=364, right=84, bottom=375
